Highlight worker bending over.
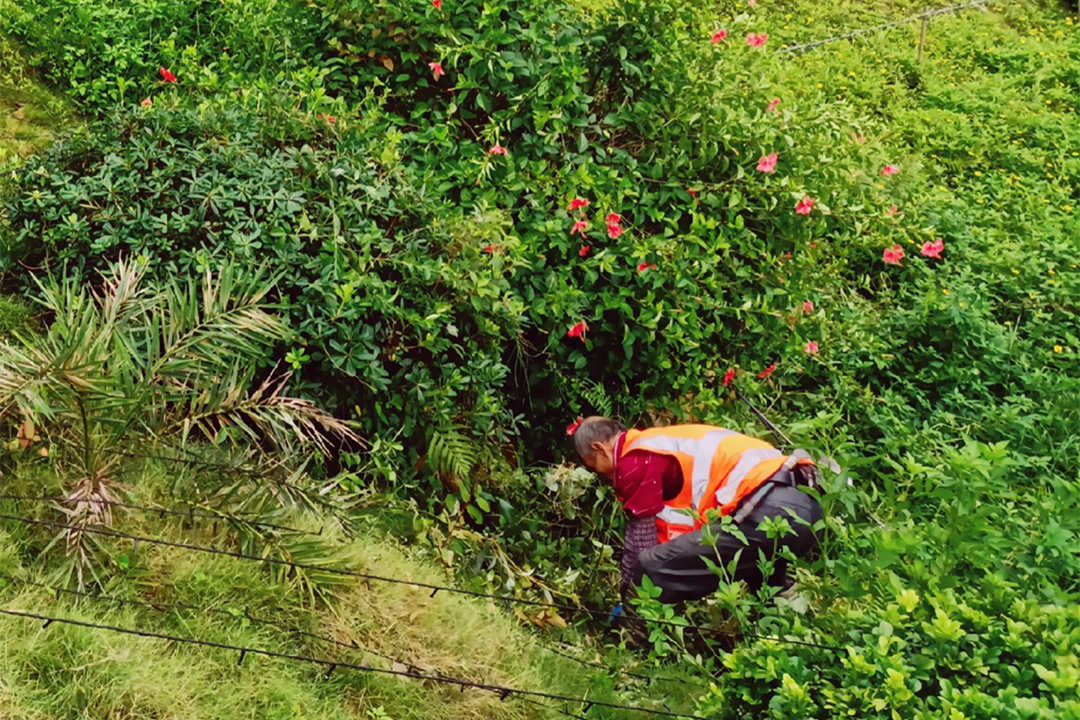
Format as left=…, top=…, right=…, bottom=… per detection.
left=571, top=416, right=822, bottom=604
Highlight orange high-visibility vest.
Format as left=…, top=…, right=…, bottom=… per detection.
left=619, top=425, right=813, bottom=543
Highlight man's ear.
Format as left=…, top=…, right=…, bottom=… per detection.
left=590, top=440, right=606, bottom=454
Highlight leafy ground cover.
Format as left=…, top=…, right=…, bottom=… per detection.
left=0, top=0, right=1078, bottom=717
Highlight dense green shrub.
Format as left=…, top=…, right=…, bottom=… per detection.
left=0, top=0, right=332, bottom=112
left=1, top=2, right=1079, bottom=715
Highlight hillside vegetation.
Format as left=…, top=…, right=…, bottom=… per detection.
left=1, top=0, right=1078, bottom=717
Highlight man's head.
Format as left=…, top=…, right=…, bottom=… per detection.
left=572, top=416, right=626, bottom=479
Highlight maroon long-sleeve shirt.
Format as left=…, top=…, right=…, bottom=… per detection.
left=611, top=432, right=683, bottom=599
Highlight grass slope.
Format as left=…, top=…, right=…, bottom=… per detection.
left=0, top=32, right=69, bottom=163
left=0, top=460, right=638, bottom=720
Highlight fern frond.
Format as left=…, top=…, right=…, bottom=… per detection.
left=581, top=379, right=613, bottom=417
left=428, top=427, right=477, bottom=480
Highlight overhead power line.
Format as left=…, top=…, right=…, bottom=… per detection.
left=0, top=607, right=716, bottom=720
left=0, top=510, right=841, bottom=651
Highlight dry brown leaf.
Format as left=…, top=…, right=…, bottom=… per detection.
left=17, top=418, right=36, bottom=449
left=379, top=55, right=394, bottom=71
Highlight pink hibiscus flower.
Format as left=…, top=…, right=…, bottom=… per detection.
left=921, top=238, right=945, bottom=258
left=746, top=33, right=768, bottom=47
left=804, top=341, right=819, bottom=355
left=883, top=244, right=905, bottom=265
left=795, top=196, right=815, bottom=215
left=766, top=97, right=780, bottom=113
left=428, top=61, right=445, bottom=80
left=487, top=144, right=507, bottom=155
left=757, top=152, right=778, bottom=173
left=881, top=165, right=899, bottom=176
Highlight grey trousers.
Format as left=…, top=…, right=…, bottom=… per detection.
left=637, top=485, right=822, bottom=603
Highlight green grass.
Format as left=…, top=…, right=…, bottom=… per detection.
left=0, top=31, right=70, bottom=162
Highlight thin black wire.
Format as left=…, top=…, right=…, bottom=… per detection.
left=545, top=642, right=703, bottom=687
left=0, top=607, right=715, bottom=720
left=0, top=493, right=316, bottom=537
left=2, top=572, right=574, bottom=715
left=777, top=0, right=990, bottom=55
left=4, top=570, right=701, bottom=691
left=2, top=573, right=363, bottom=654
left=0, top=511, right=841, bottom=651
left=0, top=511, right=842, bottom=651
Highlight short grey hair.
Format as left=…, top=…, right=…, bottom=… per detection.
left=572, top=416, right=626, bottom=459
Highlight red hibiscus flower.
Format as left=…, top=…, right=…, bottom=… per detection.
left=483, top=244, right=496, bottom=253
left=567, top=321, right=589, bottom=340
left=722, top=367, right=736, bottom=386
left=607, top=224, right=623, bottom=239
left=159, top=66, right=177, bottom=83
left=883, top=244, right=905, bottom=265
left=746, top=33, right=768, bottom=47
left=881, top=164, right=899, bottom=176
left=579, top=245, right=590, bottom=257
left=795, top=196, right=815, bottom=215
left=566, top=416, right=584, bottom=435
left=803, top=300, right=813, bottom=314
left=804, top=341, right=819, bottom=355
left=766, top=97, right=780, bottom=113
left=432, top=0, right=442, bottom=9
left=140, top=97, right=153, bottom=107
left=570, top=220, right=589, bottom=237
left=487, top=144, right=507, bottom=155
left=605, top=213, right=621, bottom=225
left=920, top=238, right=944, bottom=258
left=429, top=61, right=445, bottom=80
left=637, top=262, right=657, bottom=273
left=757, top=152, right=778, bottom=173
left=711, top=29, right=728, bottom=44
left=568, top=197, right=589, bottom=212
left=886, top=204, right=900, bottom=216
left=757, top=362, right=776, bottom=379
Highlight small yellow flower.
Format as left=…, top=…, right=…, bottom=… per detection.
left=1053, top=345, right=1064, bottom=353
left=941, top=288, right=949, bottom=295
left=1011, top=269, right=1020, bottom=275
left=974, top=171, right=982, bottom=177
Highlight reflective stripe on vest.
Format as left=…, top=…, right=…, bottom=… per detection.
left=620, top=425, right=788, bottom=543
left=624, top=427, right=736, bottom=511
